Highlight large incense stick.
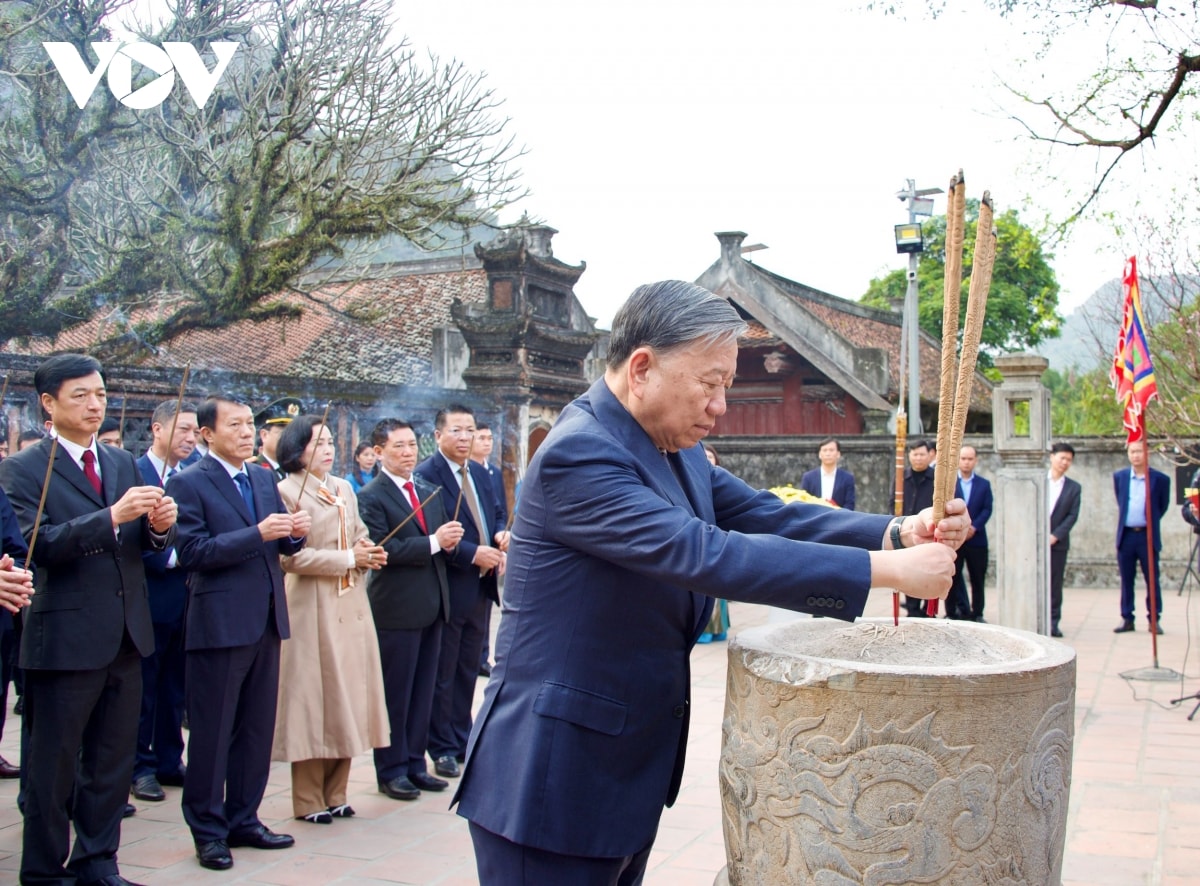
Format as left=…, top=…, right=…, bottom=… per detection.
left=379, top=487, right=442, bottom=544
left=947, top=193, right=997, bottom=468
left=294, top=400, right=333, bottom=506
left=159, top=364, right=191, bottom=485
left=892, top=409, right=907, bottom=626
left=25, top=437, right=59, bottom=566
left=934, top=172, right=966, bottom=521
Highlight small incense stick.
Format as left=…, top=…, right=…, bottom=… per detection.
left=159, top=364, right=191, bottom=485
left=294, top=400, right=333, bottom=506
left=25, top=437, right=59, bottom=566
left=380, top=487, right=442, bottom=544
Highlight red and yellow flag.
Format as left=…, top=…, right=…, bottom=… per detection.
left=1109, top=256, right=1158, bottom=442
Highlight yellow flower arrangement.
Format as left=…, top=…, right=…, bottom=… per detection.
left=768, top=485, right=839, bottom=508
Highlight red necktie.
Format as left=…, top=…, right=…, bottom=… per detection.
left=81, top=449, right=102, bottom=498
left=404, top=481, right=428, bottom=533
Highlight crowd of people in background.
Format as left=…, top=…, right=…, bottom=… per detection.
left=0, top=354, right=511, bottom=882
left=0, top=335, right=1189, bottom=883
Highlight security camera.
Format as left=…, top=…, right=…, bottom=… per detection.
left=906, top=269, right=918, bottom=282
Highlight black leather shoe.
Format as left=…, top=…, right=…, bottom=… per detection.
left=81, top=875, right=147, bottom=886
left=434, top=755, right=460, bottom=778
left=157, top=766, right=186, bottom=787
left=1050, top=628, right=1064, bottom=638
left=227, top=825, right=294, bottom=850
left=1151, top=623, right=1164, bottom=635
left=0, top=754, right=19, bottom=779
left=123, top=803, right=136, bottom=818
left=478, top=662, right=492, bottom=678
left=378, top=776, right=420, bottom=801
left=196, top=840, right=233, bottom=870
left=1114, top=619, right=1136, bottom=633
left=13, top=696, right=22, bottom=716
left=131, top=774, right=165, bottom=802
left=410, top=771, right=449, bottom=792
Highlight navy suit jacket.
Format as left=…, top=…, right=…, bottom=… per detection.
left=1113, top=466, right=1171, bottom=551
left=167, top=454, right=302, bottom=650
left=454, top=378, right=890, bottom=858
left=137, top=454, right=188, bottom=624
left=0, top=488, right=30, bottom=634
left=799, top=467, right=856, bottom=510
left=414, top=453, right=505, bottom=615
left=1050, top=476, right=1081, bottom=550
left=358, top=472, right=452, bottom=631
left=0, top=437, right=168, bottom=669
left=954, top=473, right=993, bottom=549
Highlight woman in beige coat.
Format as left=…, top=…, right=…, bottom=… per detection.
left=273, top=416, right=390, bottom=824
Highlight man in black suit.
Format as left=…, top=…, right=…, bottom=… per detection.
left=1048, top=442, right=1081, bottom=638
left=0, top=353, right=177, bottom=886
left=902, top=439, right=936, bottom=617
left=131, top=399, right=199, bottom=802
left=166, top=395, right=310, bottom=871
left=358, top=419, right=463, bottom=801
left=414, top=405, right=508, bottom=778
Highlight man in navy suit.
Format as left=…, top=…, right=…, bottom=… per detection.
left=1048, top=442, right=1082, bottom=638
left=0, top=489, right=33, bottom=780
left=1113, top=437, right=1170, bottom=634
left=359, top=419, right=463, bottom=801
left=799, top=437, right=856, bottom=510
left=0, top=353, right=176, bottom=886
left=414, top=405, right=508, bottom=780
left=948, top=445, right=993, bottom=621
left=131, top=399, right=199, bottom=803
left=471, top=423, right=507, bottom=677
left=167, top=395, right=310, bottom=871
left=453, top=281, right=968, bottom=883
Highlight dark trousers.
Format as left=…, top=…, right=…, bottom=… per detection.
left=21, top=639, right=142, bottom=885
left=950, top=546, right=988, bottom=620
left=374, top=620, right=443, bottom=781
left=470, top=821, right=653, bottom=886
left=182, top=627, right=280, bottom=843
left=135, top=618, right=186, bottom=780
left=0, top=625, right=14, bottom=744
left=1118, top=529, right=1162, bottom=622
left=429, top=592, right=489, bottom=761
left=1050, top=545, right=1069, bottom=627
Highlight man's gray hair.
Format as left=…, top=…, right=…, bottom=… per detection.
left=606, top=280, right=747, bottom=368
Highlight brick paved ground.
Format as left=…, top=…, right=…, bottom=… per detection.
left=1, top=584, right=1199, bottom=884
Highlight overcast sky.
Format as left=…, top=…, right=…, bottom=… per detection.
left=396, top=0, right=1176, bottom=329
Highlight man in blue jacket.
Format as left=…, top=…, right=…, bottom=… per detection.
left=453, top=280, right=969, bottom=883
left=167, top=394, right=310, bottom=871
left=948, top=445, right=993, bottom=621
left=131, top=399, right=198, bottom=802
left=1113, top=437, right=1170, bottom=634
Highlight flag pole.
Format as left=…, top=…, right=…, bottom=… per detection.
left=1143, top=413, right=1160, bottom=668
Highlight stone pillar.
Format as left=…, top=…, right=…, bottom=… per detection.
left=991, top=354, right=1051, bottom=634
left=719, top=618, right=1075, bottom=886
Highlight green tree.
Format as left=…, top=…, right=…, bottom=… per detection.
left=1042, top=366, right=1123, bottom=437
left=1, top=0, right=525, bottom=347
left=860, top=201, right=1062, bottom=365
left=871, top=1, right=1200, bottom=220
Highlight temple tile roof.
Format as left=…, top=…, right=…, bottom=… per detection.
left=5, top=269, right=488, bottom=386
left=737, top=264, right=991, bottom=413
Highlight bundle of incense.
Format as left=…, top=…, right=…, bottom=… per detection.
left=927, top=182, right=997, bottom=618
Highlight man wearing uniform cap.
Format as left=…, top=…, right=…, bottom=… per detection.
left=250, top=398, right=302, bottom=482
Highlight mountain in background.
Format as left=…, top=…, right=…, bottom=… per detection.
left=1039, top=275, right=1198, bottom=372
